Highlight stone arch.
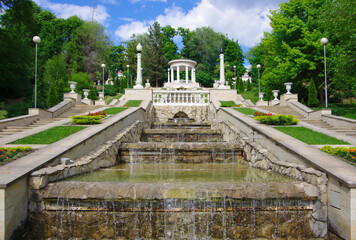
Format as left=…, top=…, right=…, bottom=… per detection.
left=173, top=111, right=189, bottom=119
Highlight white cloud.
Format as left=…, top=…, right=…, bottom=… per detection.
left=34, top=0, right=110, bottom=24
left=130, top=0, right=167, bottom=3
left=115, top=20, right=152, bottom=40
left=102, top=0, right=118, bottom=5
left=115, top=0, right=287, bottom=47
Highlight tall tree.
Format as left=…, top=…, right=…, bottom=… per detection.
left=144, top=22, right=167, bottom=87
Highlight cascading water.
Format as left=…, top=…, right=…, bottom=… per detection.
left=27, top=119, right=318, bottom=239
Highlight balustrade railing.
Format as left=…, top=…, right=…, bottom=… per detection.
left=152, top=90, right=209, bottom=106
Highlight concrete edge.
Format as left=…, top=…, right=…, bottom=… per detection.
left=218, top=107, right=356, bottom=188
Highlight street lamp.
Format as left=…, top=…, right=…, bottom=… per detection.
left=321, top=37, right=328, bottom=108
left=101, top=64, right=105, bottom=94
left=257, top=64, right=261, bottom=94
left=233, top=65, right=236, bottom=80
left=33, top=36, right=41, bottom=108
left=126, top=65, right=130, bottom=88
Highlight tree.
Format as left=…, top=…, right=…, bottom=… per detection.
left=144, top=22, right=167, bottom=87
left=161, top=25, right=179, bottom=60
left=307, top=78, right=319, bottom=107
left=255, top=0, right=326, bottom=102
left=246, top=79, right=252, bottom=91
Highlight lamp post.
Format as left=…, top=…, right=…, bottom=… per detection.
left=233, top=65, right=236, bottom=83
left=101, top=64, right=105, bottom=94
left=257, top=64, right=261, bottom=94
left=135, top=43, right=143, bottom=88
left=321, top=37, right=328, bottom=108
left=126, top=65, right=129, bottom=88
left=33, top=36, right=41, bottom=108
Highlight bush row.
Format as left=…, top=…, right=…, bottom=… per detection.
left=254, top=114, right=299, bottom=125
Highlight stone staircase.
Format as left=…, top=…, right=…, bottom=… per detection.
left=0, top=105, right=104, bottom=138
left=257, top=105, right=356, bottom=137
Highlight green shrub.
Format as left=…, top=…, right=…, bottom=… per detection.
left=104, top=85, right=118, bottom=96
left=71, top=115, right=103, bottom=124
left=220, top=101, right=236, bottom=107
left=307, top=78, right=319, bottom=107
left=254, top=114, right=299, bottom=125
left=88, top=88, right=98, bottom=101
left=246, top=79, right=252, bottom=91
left=5, top=101, right=34, bottom=118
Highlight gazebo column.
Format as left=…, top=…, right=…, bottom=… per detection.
left=177, top=65, right=180, bottom=83
left=185, top=66, right=189, bottom=83
left=171, top=67, right=174, bottom=82
left=191, top=68, right=195, bottom=82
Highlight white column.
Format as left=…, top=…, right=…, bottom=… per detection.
left=191, top=69, right=194, bottom=82
left=171, top=67, right=174, bottom=82
left=219, top=53, right=227, bottom=89
left=134, top=52, right=143, bottom=89
left=167, top=69, right=170, bottom=82
left=185, top=65, right=188, bottom=83
left=177, top=65, right=180, bottom=83
left=193, top=69, right=196, bottom=82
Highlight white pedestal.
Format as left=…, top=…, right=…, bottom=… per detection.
left=269, top=100, right=280, bottom=106
left=280, top=94, right=298, bottom=106
left=95, top=100, right=106, bottom=105
left=256, top=101, right=268, bottom=106
left=81, top=99, right=93, bottom=105
left=64, top=92, right=82, bottom=104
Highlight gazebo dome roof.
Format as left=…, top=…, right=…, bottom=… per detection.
left=168, top=59, right=197, bottom=67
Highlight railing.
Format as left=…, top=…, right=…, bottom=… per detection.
left=153, top=90, right=209, bottom=106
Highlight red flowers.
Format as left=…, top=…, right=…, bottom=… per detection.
left=255, top=112, right=274, bottom=116
left=87, top=111, right=106, bottom=117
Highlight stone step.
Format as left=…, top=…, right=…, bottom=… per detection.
left=5, top=126, right=34, bottom=129
left=141, top=129, right=223, bottom=142
left=119, top=142, right=243, bottom=164
left=152, top=122, right=211, bottom=129
left=1, top=128, right=23, bottom=133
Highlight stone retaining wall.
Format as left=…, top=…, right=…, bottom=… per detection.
left=213, top=121, right=328, bottom=238
left=28, top=120, right=146, bottom=212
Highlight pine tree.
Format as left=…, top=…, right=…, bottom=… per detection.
left=238, top=78, right=244, bottom=93
left=307, top=78, right=319, bottom=107
left=246, top=79, right=252, bottom=91
left=46, top=83, right=57, bottom=108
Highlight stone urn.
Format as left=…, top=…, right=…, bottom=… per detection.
left=98, top=91, right=104, bottom=101
left=284, top=82, right=293, bottom=94
left=69, top=81, right=77, bottom=93
left=272, top=90, right=280, bottom=100
left=83, top=89, right=89, bottom=100
left=259, top=92, right=264, bottom=101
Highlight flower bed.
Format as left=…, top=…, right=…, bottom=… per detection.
left=71, top=111, right=106, bottom=125
left=254, top=113, right=299, bottom=125
left=321, top=146, right=356, bottom=165
left=0, top=147, right=33, bottom=165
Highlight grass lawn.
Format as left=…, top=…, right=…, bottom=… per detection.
left=342, top=113, right=356, bottom=120
left=11, top=126, right=87, bottom=144
left=104, top=107, right=128, bottom=115
left=234, top=108, right=257, bottom=116
left=104, top=93, right=123, bottom=105
left=220, top=101, right=236, bottom=107
left=274, top=126, right=350, bottom=145
left=241, top=91, right=259, bottom=104
left=124, top=100, right=142, bottom=107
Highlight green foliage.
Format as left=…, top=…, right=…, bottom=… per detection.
left=46, top=83, right=57, bottom=108
left=71, top=115, right=103, bottom=125
left=246, top=79, right=252, bottom=91
left=12, top=126, right=87, bottom=144
left=220, top=101, right=237, bottom=107
left=104, top=85, right=118, bottom=96
left=254, top=115, right=299, bottom=125
left=236, top=78, right=244, bottom=93
left=5, top=100, right=33, bottom=118
left=88, top=88, right=98, bottom=101
left=274, top=127, right=350, bottom=145
left=307, top=78, right=319, bottom=107
left=71, top=72, right=92, bottom=93
left=241, top=91, right=259, bottom=104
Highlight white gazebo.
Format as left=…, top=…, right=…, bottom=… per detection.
left=164, top=59, right=199, bottom=89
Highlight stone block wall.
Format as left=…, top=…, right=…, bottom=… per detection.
left=28, top=120, right=146, bottom=212
left=153, top=106, right=209, bottom=122
left=213, top=121, right=328, bottom=238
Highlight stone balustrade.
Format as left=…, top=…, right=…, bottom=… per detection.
left=153, top=90, right=209, bottom=106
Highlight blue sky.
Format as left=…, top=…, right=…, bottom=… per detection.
left=34, top=0, right=288, bottom=68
